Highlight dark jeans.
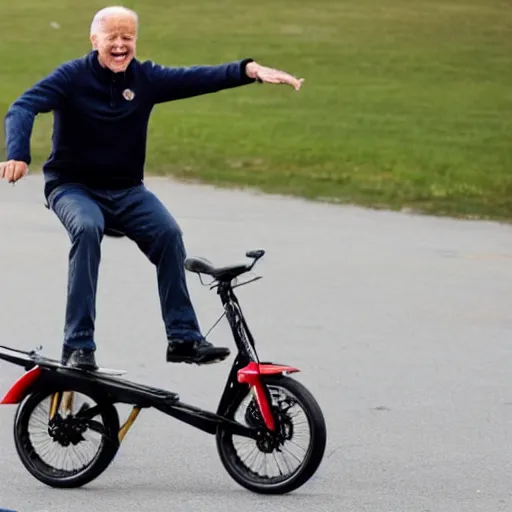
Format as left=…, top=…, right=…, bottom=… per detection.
left=47, top=182, right=203, bottom=351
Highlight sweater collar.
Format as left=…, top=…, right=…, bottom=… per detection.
left=88, top=50, right=134, bottom=84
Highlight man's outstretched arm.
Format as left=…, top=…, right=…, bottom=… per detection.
left=147, top=58, right=304, bottom=104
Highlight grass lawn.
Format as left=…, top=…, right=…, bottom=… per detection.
left=1, top=0, right=511, bottom=220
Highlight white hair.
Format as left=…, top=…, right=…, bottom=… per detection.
left=90, top=6, right=138, bottom=36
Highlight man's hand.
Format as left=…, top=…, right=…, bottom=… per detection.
left=245, top=62, right=304, bottom=91
left=0, top=160, right=29, bottom=183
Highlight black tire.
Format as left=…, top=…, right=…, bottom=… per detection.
left=216, top=374, right=327, bottom=494
left=13, top=381, right=120, bottom=488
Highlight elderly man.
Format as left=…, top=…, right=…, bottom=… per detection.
left=0, top=6, right=304, bottom=371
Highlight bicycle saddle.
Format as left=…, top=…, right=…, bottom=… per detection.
left=184, top=256, right=250, bottom=282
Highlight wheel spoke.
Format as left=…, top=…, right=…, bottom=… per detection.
left=287, top=439, right=307, bottom=453
left=272, top=452, right=284, bottom=476
left=278, top=450, right=294, bottom=474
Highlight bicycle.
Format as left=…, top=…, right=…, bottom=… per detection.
left=0, top=248, right=327, bottom=494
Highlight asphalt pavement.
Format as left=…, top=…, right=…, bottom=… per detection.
left=0, top=175, right=511, bottom=512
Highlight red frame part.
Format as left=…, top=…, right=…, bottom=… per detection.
left=0, top=366, right=41, bottom=404
left=237, top=362, right=300, bottom=431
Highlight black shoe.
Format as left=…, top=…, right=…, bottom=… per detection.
left=65, top=348, right=98, bottom=371
left=166, top=338, right=230, bottom=365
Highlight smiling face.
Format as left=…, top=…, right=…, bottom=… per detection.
left=90, top=8, right=138, bottom=73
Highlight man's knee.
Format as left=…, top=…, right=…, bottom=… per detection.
left=147, top=216, right=183, bottom=256
left=51, top=186, right=105, bottom=241
left=67, top=215, right=104, bottom=243
left=144, top=197, right=183, bottom=241
left=77, top=217, right=104, bottom=237
left=143, top=212, right=185, bottom=263
left=161, top=217, right=182, bottom=240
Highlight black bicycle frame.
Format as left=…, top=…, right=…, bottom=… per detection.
left=0, top=277, right=266, bottom=442
left=147, top=279, right=263, bottom=438
left=215, top=280, right=260, bottom=414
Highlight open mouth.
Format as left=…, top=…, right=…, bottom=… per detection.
left=111, top=51, right=129, bottom=63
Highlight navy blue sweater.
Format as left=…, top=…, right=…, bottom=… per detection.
left=4, top=50, right=255, bottom=197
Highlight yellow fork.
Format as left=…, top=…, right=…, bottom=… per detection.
left=48, top=392, right=61, bottom=421
left=62, top=391, right=74, bottom=414
left=118, top=406, right=141, bottom=442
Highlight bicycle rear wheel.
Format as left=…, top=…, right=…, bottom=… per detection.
left=13, top=381, right=120, bottom=488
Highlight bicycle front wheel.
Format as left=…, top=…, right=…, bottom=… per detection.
left=216, top=374, right=327, bottom=494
